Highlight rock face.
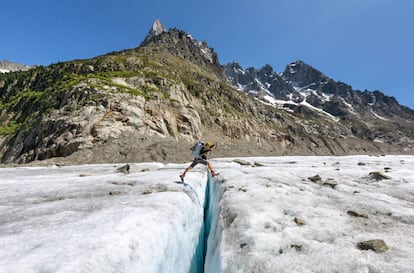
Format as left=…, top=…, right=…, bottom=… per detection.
left=224, top=60, right=414, bottom=152
left=0, top=20, right=413, bottom=164
left=141, top=24, right=224, bottom=80
left=141, top=19, right=166, bottom=45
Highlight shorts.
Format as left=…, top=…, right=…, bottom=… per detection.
left=190, top=157, right=208, bottom=168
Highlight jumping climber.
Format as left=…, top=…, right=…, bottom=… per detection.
left=179, top=141, right=216, bottom=182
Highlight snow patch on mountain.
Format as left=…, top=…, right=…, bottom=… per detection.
left=371, top=110, right=389, bottom=121
left=300, top=100, right=340, bottom=121
left=262, top=95, right=298, bottom=110
left=231, top=72, right=339, bottom=120
left=321, top=92, right=334, bottom=101
left=340, top=97, right=358, bottom=115
left=196, top=41, right=214, bottom=63
left=254, top=78, right=273, bottom=95
left=293, top=83, right=318, bottom=92
left=288, top=64, right=297, bottom=74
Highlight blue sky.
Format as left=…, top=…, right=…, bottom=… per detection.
left=1, top=0, right=413, bottom=108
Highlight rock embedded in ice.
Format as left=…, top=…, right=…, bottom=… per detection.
left=233, top=158, right=251, bottom=165
left=111, top=181, right=136, bottom=186
left=308, top=174, right=322, bottom=182
left=253, top=161, right=265, bottom=167
left=347, top=210, right=369, bottom=218
left=294, top=217, right=306, bottom=226
left=368, top=171, right=390, bottom=181
left=291, top=244, right=303, bottom=251
left=116, top=164, right=130, bottom=174
left=357, top=239, right=389, bottom=253
left=322, top=178, right=338, bottom=188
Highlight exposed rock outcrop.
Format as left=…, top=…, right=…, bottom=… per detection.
left=0, top=60, right=32, bottom=73
left=224, top=60, right=414, bottom=153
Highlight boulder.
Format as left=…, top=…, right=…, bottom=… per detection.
left=233, top=159, right=251, bottom=166
left=322, top=178, right=337, bottom=189
left=294, top=217, right=306, bottom=226
left=347, top=210, right=368, bottom=218
left=357, top=239, right=388, bottom=253
left=117, top=164, right=130, bottom=174
left=308, top=174, right=322, bottom=182
left=369, top=171, right=390, bottom=181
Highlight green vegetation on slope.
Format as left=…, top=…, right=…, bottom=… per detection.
left=0, top=39, right=283, bottom=144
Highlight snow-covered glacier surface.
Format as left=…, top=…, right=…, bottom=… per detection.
left=0, top=163, right=207, bottom=273
left=1, top=155, right=414, bottom=273
left=212, top=155, right=414, bottom=273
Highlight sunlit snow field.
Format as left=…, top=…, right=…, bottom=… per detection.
left=212, top=155, right=414, bottom=273
left=0, top=155, right=413, bottom=273
left=0, top=163, right=206, bottom=273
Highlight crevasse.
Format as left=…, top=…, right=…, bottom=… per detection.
left=189, top=173, right=222, bottom=273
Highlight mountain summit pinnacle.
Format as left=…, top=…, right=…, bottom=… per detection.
left=142, top=19, right=166, bottom=44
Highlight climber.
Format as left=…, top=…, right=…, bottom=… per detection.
left=179, top=141, right=216, bottom=182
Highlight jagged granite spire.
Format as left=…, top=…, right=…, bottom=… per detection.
left=139, top=21, right=224, bottom=79
left=141, top=19, right=166, bottom=45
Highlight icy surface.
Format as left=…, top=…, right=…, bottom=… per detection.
left=0, top=163, right=207, bottom=273
left=1, top=155, right=413, bottom=273
left=212, top=155, right=414, bottom=273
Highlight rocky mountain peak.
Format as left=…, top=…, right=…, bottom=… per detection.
left=223, top=59, right=414, bottom=146
left=141, top=19, right=166, bottom=45
left=223, top=62, right=296, bottom=101
left=226, top=61, right=242, bottom=71
left=282, top=60, right=327, bottom=88
left=151, top=19, right=166, bottom=35
left=140, top=21, right=224, bottom=79
left=261, top=64, right=274, bottom=75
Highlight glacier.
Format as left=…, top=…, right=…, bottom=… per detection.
left=0, top=163, right=208, bottom=273
left=1, top=155, right=414, bottom=273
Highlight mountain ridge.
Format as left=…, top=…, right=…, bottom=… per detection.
left=0, top=20, right=413, bottom=164
left=0, top=60, right=32, bottom=73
